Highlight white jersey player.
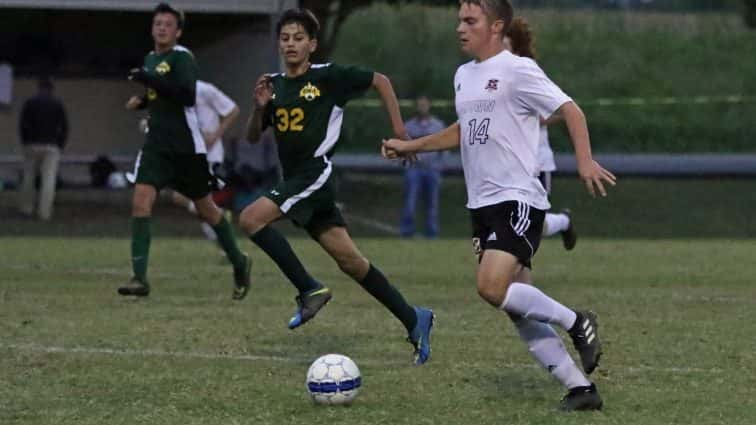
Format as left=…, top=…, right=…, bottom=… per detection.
left=504, top=19, right=577, bottom=249
left=383, top=0, right=615, bottom=411
left=171, top=80, right=239, bottom=242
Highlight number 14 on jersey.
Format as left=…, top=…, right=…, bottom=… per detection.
left=466, top=118, right=490, bottom=145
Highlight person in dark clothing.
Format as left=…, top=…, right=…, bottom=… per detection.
left=18, top=77, right=68, bottom=220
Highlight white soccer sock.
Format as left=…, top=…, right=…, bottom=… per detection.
left=543, top=213, right=570, bottom=237
left=501, top=282, right=577, bottom=331
left=510, top=315, right=591, bottom=389
left=200, top=222, right=218, bottom=241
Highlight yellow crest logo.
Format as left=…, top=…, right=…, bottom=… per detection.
left=299, top=82, right=320, bottom=101
left=147, top=88, right=157, bottom=101
left=156, top=61, right=171, bottom=75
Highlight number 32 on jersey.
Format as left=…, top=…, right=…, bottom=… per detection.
left=276, top=107, right=304, bottom=132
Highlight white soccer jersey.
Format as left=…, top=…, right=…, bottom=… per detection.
left=538, top=125, right=557, bottom=173
left=195, top=81, right=237, bottom=164
left=454, top=50, right=571, bottom=210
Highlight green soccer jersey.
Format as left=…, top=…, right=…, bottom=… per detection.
left=264, top=63, right=374, bottom=177
left=143, top=45, right=203, bottom=154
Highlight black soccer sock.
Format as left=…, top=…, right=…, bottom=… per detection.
left=357, top=264, right=418, bottom=333
left=131, top=216, right=151, bottom=284
left=250, top=226, right=320, bottom=294
left=211, top=216, right=246, bottom=269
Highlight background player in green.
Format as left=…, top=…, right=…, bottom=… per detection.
left=241, top=8, right=434, bottom=365
left=119, top=3, right=250, bottom=297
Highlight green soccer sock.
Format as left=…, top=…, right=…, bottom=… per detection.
left=131, top=216, right=151, bottom=284
left=250, top=226, right=320, bottom=294
left=357, top=264, right=418, bottom=333
left=212, top=216, right=246, bottom=269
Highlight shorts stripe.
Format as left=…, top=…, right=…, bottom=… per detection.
left=280, top=157, right=332, bottom=213
left=127, top=150, right=143, bottom=184
left=513, top=201, right=531, bottom=236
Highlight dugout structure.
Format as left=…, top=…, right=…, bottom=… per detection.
left=0, top=0, right=296, bottom=160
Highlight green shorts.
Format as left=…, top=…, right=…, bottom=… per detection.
left=132, top=148, right=213, bottom=199
left=266, top=159, right=346, bottom=238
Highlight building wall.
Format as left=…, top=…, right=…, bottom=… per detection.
left=0, top=18, right=277, bottom=158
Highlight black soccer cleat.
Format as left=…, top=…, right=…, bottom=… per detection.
left=232, top=254, right=252, bottom=301
left=560, top=209, right=577, bottom=251
left=568, top=310, right=602, bottom=374
left=288, top=287, right=332, bottom=329
left=118, top=277, right=150, bottom=297
left=560, top=383, right=603, bottom=412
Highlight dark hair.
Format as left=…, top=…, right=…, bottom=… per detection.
left=507, top=18, right=536, bottom=59
left=276, top=8, right=320, bottom=39
left=154, top=3, right=185, bottom=29
left=459, top=0, right=513, bottom=33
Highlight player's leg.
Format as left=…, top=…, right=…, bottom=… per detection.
left=193, top=194, right=251, bottom=295
left=238, top=196, right=322, bottom=300
left=37, top=145, right=60, bottom=220
left=422, top=169, right=441, bottom=238
left=508, top=268, right=599, bottom=409
left=314, top=224, right=434, bottom=365
left=475, top=202, right=601, bottom=374
left=18, top=145, right=40, bottom=216
left=539, top=172, right=577, bottom=250
left=479, top=249, right=576, bottom=328
left=118, top=182, right=157, bottom=296
left=119, top=149, right=174, bottom=296
left=399, top=168, right=421, bottom=237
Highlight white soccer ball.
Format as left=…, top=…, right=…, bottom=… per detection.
left=306, top=354, right=361, bottom=405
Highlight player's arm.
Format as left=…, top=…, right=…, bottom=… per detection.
left=125, top=95, right=148, bottom=111
left=558, top=101, right=616, bottom=197
left=129, top=53, right=196, bottom=107
left=371, top=73, right=409, bottom=140
left=245, top=75, right=273, bottom=143
left=382, top=122, right=461, bottom=159
left=541, top=112, right=563, bottom=127
left=206, top=105, right=239, bottom=147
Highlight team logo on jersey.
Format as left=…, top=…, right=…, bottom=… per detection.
left=147, top=88, right=157, bottom=101
left=484, top=79, right=499, bottom=92
left=299, top=82, right=321, bottom=101
left=156, top=61, right=171, bottom=75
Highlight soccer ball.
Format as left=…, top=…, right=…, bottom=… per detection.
left=306, top=354, right=361, bottom=405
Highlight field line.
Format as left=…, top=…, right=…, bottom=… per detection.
left=1, top=343, right=727, bottom=374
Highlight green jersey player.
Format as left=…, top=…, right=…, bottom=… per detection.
left=240, top=8, right=434, bottom=365
left=118, top=3, right=250, bottom=297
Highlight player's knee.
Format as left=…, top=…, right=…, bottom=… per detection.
left=239, top=209, right=263, bottom=235
left=131, top=194, right=153, bottom=217
left=337, top=255, right=368, bottom=280
left=476, top=276, right=509, bottom=307
left=196, top=204, right=220, bottom=224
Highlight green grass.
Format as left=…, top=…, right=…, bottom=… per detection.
left=1, top=237, right=756, bottom=424
left=1, top=177, right=755, bottom=239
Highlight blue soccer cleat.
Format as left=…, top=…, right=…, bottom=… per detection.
left=407, top=306, right=435, bottom=365
left=288, top=287, right=332, bottom=330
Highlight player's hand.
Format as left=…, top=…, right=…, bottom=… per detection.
left=125, top=96, right=144, bottom=110
left=128, top=67, right=148, bottom=83
left=254, top=74, right=274, bottom=108
left=577, top=158, right=616, bottom=197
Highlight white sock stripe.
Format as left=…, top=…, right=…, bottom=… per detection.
left=587, top=334, right=596, bottom=344
left=585, top=325, right=593, bottom=335
left=582, top=319, right=590, bottom=330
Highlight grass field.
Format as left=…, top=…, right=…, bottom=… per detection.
left=2, top=235, right=756, bottom=424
